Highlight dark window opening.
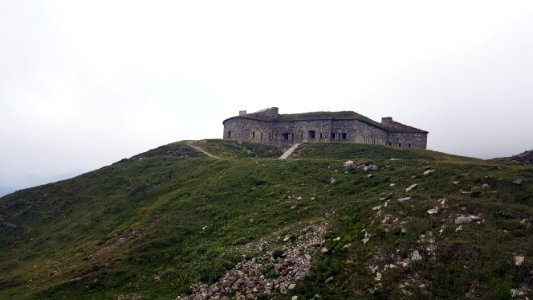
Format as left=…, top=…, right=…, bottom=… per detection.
left=373, top=139, right=376, bottom=144
left=320, top=133, right=323, bottom=139
left=389, top=142, right=392, bottom=146
left=291, top=134, right=294, bottom=140
left=308, top=130, right=316, bottom=139
left=398, top=143, right=402, bottom=147
left=275, top=133, right=278, bottom=140
left=282, top=133, right=289, bottom=140
left=342, top=133, right=347, bottom=140
left=260, top=132, right=263, bottom=140
left=408, top=143, right=411, bottom=148
left=252, top=131, right=255, bottom=139
left=301, top=133, right=304, bottom=139
left=331, top=132, right=335, bottom=139
left=227, top=131, right=232, bottom=138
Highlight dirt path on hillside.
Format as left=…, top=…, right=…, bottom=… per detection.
left=279, top=143, right=301, bottom=160
left=184, top=141, right=221, bottom=159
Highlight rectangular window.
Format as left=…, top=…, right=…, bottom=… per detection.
left=331, top=132, right=335, bottom=139
left=342, top=133, right=347, bottom=140
left=252, top=131, right=255, bottom=139
left=260, top=132, right=263, bottom=140
left=308, top=130, right=316, bottom=139
left=320, top=133, right=323, bottom=139
left=228, top=131, right=232, bottom=138
left=282, top=133, right=289, bottom=140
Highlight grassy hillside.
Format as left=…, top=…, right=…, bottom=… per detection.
left=0, top=140, right=531, bottom=299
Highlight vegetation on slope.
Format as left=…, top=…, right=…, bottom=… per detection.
left=0, top=140, right=531, bottom=299
left=275, top=111, right=385, bottom=129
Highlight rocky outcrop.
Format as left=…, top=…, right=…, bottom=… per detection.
left=492, top=150, right=533, bottom=164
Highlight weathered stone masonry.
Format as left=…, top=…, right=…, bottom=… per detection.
left=222, top=107, right=428, bottom=149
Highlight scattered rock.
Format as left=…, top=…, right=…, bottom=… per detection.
left=342, top=243, right=352, bottom=249
left=390, top=183, right=396, bottom=187
left=439, top=225, right=446, bottom=235
left=453, top=181, right=460, bottom=185
left=332, top=236, right=341, bottom=241
left=372, top=205, right=382, bottom=211
left=455, top=215, right=482, bottom=225
left=288, top=283, right=296, bottom=290
left=455, top=225, right=463, bottom=232
left=369, top=265, right=379, bottom=273
left=514, top=255, right=525, bottom=266
left=482, top=183, right=491, bottom=189
left=343, top=160, right=357, bottom=169
left=292, top=296, right=298, bottom=300
left=405, top=184, right=418, bottom=192
left=423, top=169, right=435, bottom=176
left=513, top=178, right=523, bottom=185
left=375, top=272, right=382, bottom=281
left=321, top=247, right=329, bottom=254
left=362, top=231, right=371, bottom=244
left=410, top=250, right=422, bottom=262
left=427, top=208, right=439, bottom=215
left=367, top=174, right=374, bottom=178
left=283, top=235, right=292, bottom=242
left=460, top=189, right=472, bottom=195
left=362, top=163, right=378, bottom=172
left=325, top=276, right=334, bottom=283
left=330, top=177, right=336, bottom=184
left=398, top=197, right=411, bottom=202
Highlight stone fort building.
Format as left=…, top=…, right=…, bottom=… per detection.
left=222, top=107, right=428, bottom=149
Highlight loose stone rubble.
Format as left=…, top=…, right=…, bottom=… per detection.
left=343, top=160, right=378, bottom=172
left=175, top=224, right=327, bottom=300
left=454, top=215, right=482, bottom=225
left=405, top=184, right=418, bottom=192
left=514, top=255, right=525, bottom=267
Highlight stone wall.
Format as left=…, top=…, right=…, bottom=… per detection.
left=222, top=113, right=428, bottom=150
left=386, top=132, right=428, bottom=149
left=223, top=118, right=272, bottom=143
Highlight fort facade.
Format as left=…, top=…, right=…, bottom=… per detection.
left=222, top=107, right=428, bottom=149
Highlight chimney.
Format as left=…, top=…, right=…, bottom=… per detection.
left=381, top=117, right=393, bottom=125
left=239, top=110, right=247, bottom=116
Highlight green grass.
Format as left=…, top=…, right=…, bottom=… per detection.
left=190, top=139, right=282, bottom=158
left=0, top=141, right=531, bottom=299
left=275, top=111, right=385, bottom=129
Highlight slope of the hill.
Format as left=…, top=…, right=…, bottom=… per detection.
left=492, top=150, right=533, bottom=165
left=0, top=140, right=532, bottom=300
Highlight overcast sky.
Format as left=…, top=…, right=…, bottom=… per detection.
left=1, top=1, right=533, bottom=195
